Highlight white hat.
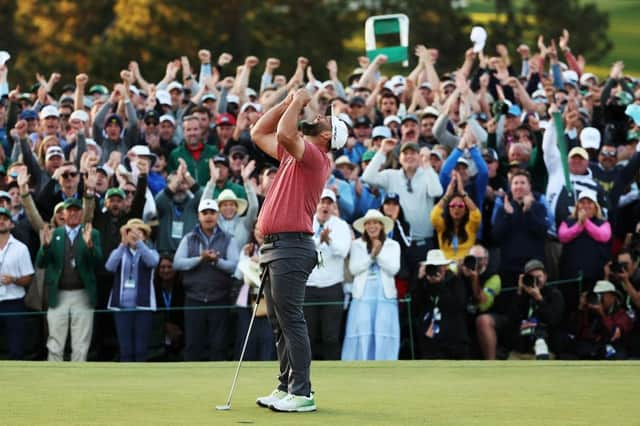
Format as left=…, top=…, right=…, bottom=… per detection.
left=580, top=73, right=599, bottom=86
left=0, top=191, right=11, bottom=201
left=226, top=94, right=240, bottom=104
left=383, top=115, right=401, bottom=126
left=198, top=198, right=219, bottom=213
left=580, top=127, right=601, bottom=150
left=245, top=88, right=257, bottom=98
left=372, top=126, right=391, bottom=139
left=167, top=81, right=183, bottom=93
left=240, top=102, right=262, bottom=113
left=84, top=138, right=103, bottom=159
left=421, top=249, right=454, bottom=266
left=422, top=106, right=440, bottom=118
left=563, top=70, right=579, bottom=85
left=156, top=90, right=171, bottom=106
left=0, top=50, right=10, bottom=66
left=470, top=26, right=487, bottom=53
left=578, top=189, right=598, bottom=204
left=215, top=189, right=247, bottom=216
left=69, top=109, right=89, bottom=123
left=321, top=80, right=335, bottom=89
left=353, top=209, right=394, bottom=235
left=335, top=155, right=355, bottom=169
left=330, top=105, right=348, bottom=150
left=320, top=188, right=337, bottom=203
left=456, top=157, right=470, bottom=168
left=159, top=114, right=176, bottom=126
left=128, top=145, right=158, bottom=167
left=40, top=105, right=60, bottom=119
left=45, top=146, right=64, bottom=161
left=129, top=85, right=140, bottom=96
left=202, top=93, right=217, bottom=102
left=593, top=280, right=617, bottom=294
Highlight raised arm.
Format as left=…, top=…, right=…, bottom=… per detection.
left=276, top=89, right=309, bottom=161
left=250, top=93, right=292, bottom=160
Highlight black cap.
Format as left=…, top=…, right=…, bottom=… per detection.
left=349, top=96, right=366, bottom=106
left=353, top=116, right=371, bottom=128
left=229, top=144, right=248, bottom=157
left=383, top=192, right=400, bottom=204
left=144, top=110, right=159, bottom=124
left=213, top=155, right=229, bottom=167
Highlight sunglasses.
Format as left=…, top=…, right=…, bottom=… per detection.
left=448, top=202, right=466, bottom=209
left=59, top=113, right=71, bottom=119
left=600, top=151, right=617, bottom=158
left=61, top=172, right=79, bottom=179
left=231, top=154, right=245, bottom=160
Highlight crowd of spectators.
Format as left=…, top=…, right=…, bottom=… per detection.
left=1, top=28, right=640, bottom=362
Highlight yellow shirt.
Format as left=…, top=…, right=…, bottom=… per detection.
left=430, top=204, right=482, bottom=262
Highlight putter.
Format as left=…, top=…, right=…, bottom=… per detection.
left=216, top=268, right=268, bottom=411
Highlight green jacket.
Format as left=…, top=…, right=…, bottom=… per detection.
left=36, top=226, right=103, bottom=308
left=167, top=143, right=219, bottom=186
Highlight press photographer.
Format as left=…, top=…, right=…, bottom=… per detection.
left=417, top=249, right=470, bottom=359
left=509, top=260, right=564, bottom=360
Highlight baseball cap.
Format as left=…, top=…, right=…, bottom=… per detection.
left=383, top=115, right=401, bottom=126
left=456, top=157, right=470, bottom=168
left=361, top=150, right=376, bottom=162
left=419, top=82, right=433, bottom=90
left=524, top=259, right=545, bottom=274
left=240, top=102, right=262, bottom=113
left=0, top=191, right=11, bottom=201
left=229, top=145, right=248, bottom=157
left=400, top=142, right=419, bottom=153
left=45, top=146, right=64, bottom=161
left=198, top=199, right=218, bottom=212
left=213, top=155, right=229, bottom=167
left=88, top=84, right=109, bottom=95
left=372, top=126, right=391, bottom=139
left=578, top=189, right=598, bottom=204
left=40, top=105, right=60, bottom=119
left=226, top=94, right=240, bottom=105
left=507, top=104, right=522, bottom=117
left=421, top=106, right=440, bottom=118
left=104, top=114, right=123, bottom=129
left=70, top=110, right=89, bottom=123
left=383, top=192, right=400, bottom=203
left=593, top=280, right=617, bottom=294
left=353, top=116, right=371, bottom=128
left=216, top=113, right=236, bottom=126
left=19, top=109, right=38, bottom=120
left=568, top=146, right=589, bottom=160
left=63, top=198, right=83, bottom=210
left=482, top=148, right=498, bottom=162
left=401, top=114, right=419, bottom=125
left=0, top=207, right=12, bottom=221
left=167, top=81, right=183, bottom=93
left=202, top=93, right=217, bottom=102
left=156, top=90, right=171, bottom=106
left=580, top=127, right=601, bottom=150
left=159, top=114, right=176, bottom=126
left=320, top=188, right=337, bottom=203
left=144, top=110, right=159, bottom=124
left=59, top=95, right=74, bottom=106
left=349, top=96, right=366, bottom=106
left=106, top=188, right=126, bottom=200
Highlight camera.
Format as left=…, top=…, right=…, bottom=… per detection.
left=587, top=292, right=601, bottom=305
left=463, top=255, right=477, bottom=271
left=522, top=274, right=537, bottom=288
left=425, top=264, right=439, bottom=278
left=610, top=261, right=625, bottom=274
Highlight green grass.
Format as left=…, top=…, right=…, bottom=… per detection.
left=2, top=361, right=639, bottom=425
left=465, top=0, right=640, bottom=77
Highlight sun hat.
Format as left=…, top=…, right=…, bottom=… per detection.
left=215, top=189, right=248, bottom=216
left=353, top=209, right=394, bottom=235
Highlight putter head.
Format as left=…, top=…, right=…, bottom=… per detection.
left=216, top=404, right=231, bottom=411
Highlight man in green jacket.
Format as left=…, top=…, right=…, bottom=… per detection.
left=36, top=198, right=103, bottom=361
left=167, top=115, right=218, bottom=186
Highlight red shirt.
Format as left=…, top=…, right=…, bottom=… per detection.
left=258, top=140, right=330, bottom=235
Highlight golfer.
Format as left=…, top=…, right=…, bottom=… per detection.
left=250, top=88, right=348, bottom=412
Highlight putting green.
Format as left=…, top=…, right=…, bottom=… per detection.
left=2, top=361, right=637, bottom=425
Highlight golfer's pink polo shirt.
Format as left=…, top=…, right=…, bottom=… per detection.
left=258, top=140, right=330, bottom=236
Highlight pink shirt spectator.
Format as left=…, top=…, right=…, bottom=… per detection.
left=258, top=140, right=331, bottom=235
left=558, top=218, right=611, bottom=244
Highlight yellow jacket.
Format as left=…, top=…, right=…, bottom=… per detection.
left=430, top=204, right=481, bottom=262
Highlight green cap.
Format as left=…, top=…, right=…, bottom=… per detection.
left=617, top=91, right=633, bottom=106
left=0, top=207, right=12, bottom=221
left=106, top=187, right=126, bottom=200
left=361, top=150, right=376, bottom=162
left=89, top=84, right=109, bottom=95
left=627, top=129, right=640, bottom=141
left=63, top=198, right=82, bottom=210
left=400, top=142, right=419, bottom=153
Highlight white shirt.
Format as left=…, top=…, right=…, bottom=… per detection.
left=0, top=235, right=35, bottom=302
left=306, top=214, right=352, bottom=288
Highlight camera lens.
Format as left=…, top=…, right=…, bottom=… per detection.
left=463, top=255, right=477, bottom=271
left=522, top=274, right=536, bottom=287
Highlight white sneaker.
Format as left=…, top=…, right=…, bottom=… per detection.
left=269, top=393, right=316, bottom=412
left=534, top=338, right=549, bottom=360
left=256, top=389, right=288, bottom=408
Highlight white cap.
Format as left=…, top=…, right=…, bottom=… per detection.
left=226, top=94, right=240, bottom=104
left=580, top=73, right=599, bottom=86
left=159, top=114, right=176, bottom=126
left=156, top=90, right=171, bottom=106
left=383, top=115, right=401, bottom=126
left=563, top=70, right=579, bottom=85
left=129, top=85, right=140, bottom=96
left=245, top=88, right=257, bottom=98
left=422, top=106, right=440, bottom=118
left=45, top=146, right=64, bottom=161
left=40, top=105, right=60, bottom=119
left=330, top=105, right=348, bottom=150
left=593, top=280, right=616, bottom=294
left=70, top=109, right=89, bottom=123
left=0, top=50, right=10, bottom=66
left=320, top=188, right=337, bottom=203
left=202, top=93, right=217, bottom=102
left=240, top=102, right=262, bottom=113
left=578, top=189, right=598, bottom=204
left=167, top=81, right=183, bottom=92
left=198, top=199, right=219, bottom=212
left=580, top=127, right=601, bottom=150
left=470, top=26, right=487, bottom=52
left=372, top=126, right=391, bottom=139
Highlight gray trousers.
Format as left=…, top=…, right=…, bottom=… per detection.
left=261, top=235, right=317, bottom=396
